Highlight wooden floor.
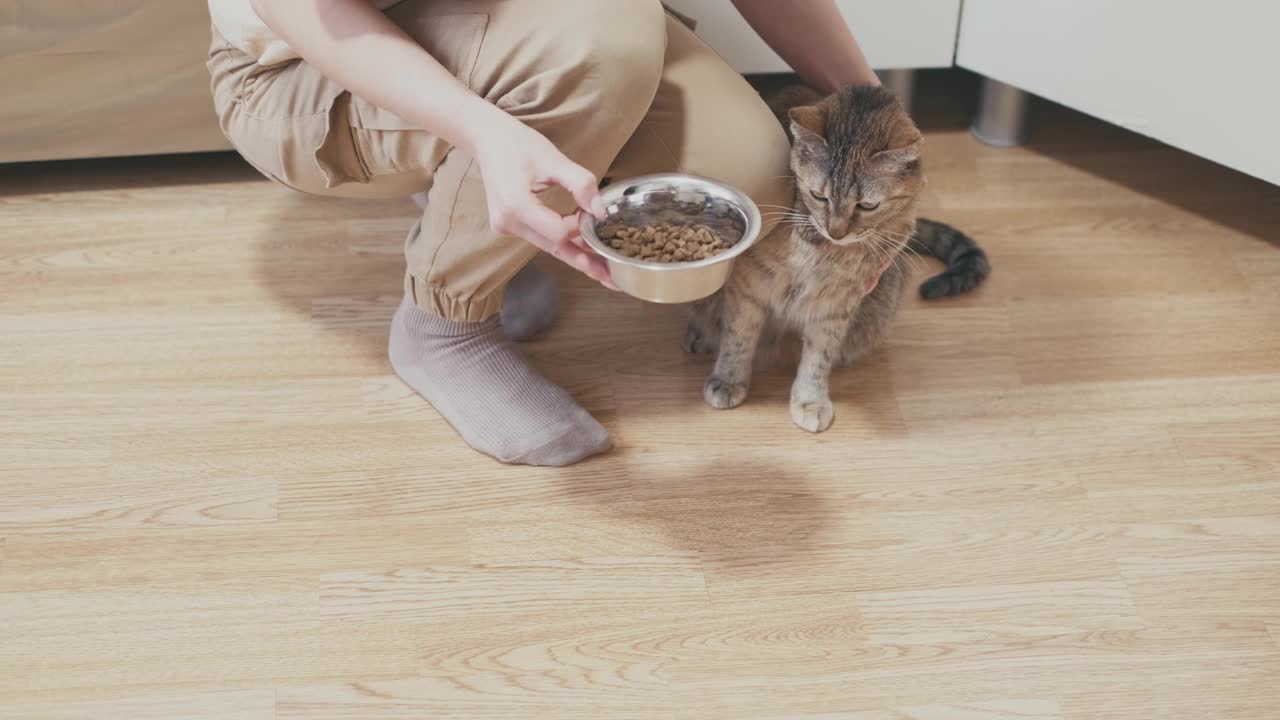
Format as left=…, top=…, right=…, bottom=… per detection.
left=3, top=87, right=1280, bottom=719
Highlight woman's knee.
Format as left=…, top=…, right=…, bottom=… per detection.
left=584, top=0, right=668, bottom=107
left=700, top=101, right=795, bottom=213
left=489, top=0, right=667, bottom=125
left=743, top=108, right=795, bottom=207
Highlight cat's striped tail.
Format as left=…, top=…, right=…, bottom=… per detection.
left=907, top=218, right=992, bottom=299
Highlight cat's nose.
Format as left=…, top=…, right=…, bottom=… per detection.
left=827, top=220, right=851, bottom=240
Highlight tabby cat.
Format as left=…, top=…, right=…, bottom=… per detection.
left=684, top=84, right=990, bottom=433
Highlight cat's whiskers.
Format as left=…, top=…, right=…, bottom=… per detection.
left=870, top=227, right=916, bottom=239
left=865, top=230, right=908, bottom=250
left=866, top=228, right=920, bottom=250
left=882, top=230, right=928, bottom=263
left=866, top=231, right=927, bottom=275
left=767, top=212, right=812, bottom=224
left=872, top=228, right=929, bottom=269
left=864, top=231, right=907, bottom=260
left=874, top=244, right=909, bottom=276
left=860, top=230, right=901, bottom=265
left=868, top=232, right=915, bottom=250
left=856, top=234, right=895, bottom=269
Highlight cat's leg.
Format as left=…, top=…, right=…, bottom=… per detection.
left=791, top=312, right=854, bottom=433
left=838, top=264, right=905, bottom=367
left=683, top=292, right=723, bottom=355
left=704, top=286, right=768, bottom=409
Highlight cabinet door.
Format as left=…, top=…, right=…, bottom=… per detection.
left=662, top=0, right=962, bottom=73
left=0, top=1, right=231, bottom=163
left=957, top=0, right=1280, bottom=186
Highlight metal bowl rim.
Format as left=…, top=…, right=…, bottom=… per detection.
left=578, top=172, right=764, bottom=272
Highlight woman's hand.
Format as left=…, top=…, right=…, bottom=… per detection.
left=469, top=113, right=616, bottom=289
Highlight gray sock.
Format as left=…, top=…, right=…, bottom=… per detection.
left=501, top=263, right=559, bottom=342
left=388, top=296, right=611, bottom=466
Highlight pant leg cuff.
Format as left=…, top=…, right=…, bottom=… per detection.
left=410, top=275, right=504, bottom=324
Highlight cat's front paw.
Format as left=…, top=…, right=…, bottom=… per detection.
left=790, top=397, right=834, bottom=433
left=704, top=375, right=748, bottom=409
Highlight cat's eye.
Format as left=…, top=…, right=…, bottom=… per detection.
left=857, top=201, right=881, bottom=211
left=809, top=190, right=828, bottom=202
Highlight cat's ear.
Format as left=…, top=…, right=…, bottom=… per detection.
left=788, top=105, right=827, bottom=144
left=873, top=125, right=924, bottom=170
left=874, top=137, right=923, bottom=161
left=888, top=116, right=924, bottom=149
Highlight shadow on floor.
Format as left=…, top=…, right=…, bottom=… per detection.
left=253, top=191, right=414, bottom=363
left=1018, top=96, right=1280, bottom=249
left=552, top=455, right=836, bottom=562
left=0, top=151, right=257, bottom=198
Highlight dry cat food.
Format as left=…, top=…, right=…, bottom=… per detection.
left=602, top=223, right=735, bottom=263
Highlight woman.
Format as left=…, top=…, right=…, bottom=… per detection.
left=207, top=0, right=881, bottom=466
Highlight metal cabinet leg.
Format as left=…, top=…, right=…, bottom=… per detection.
left=878, top=69, right=916, bottom=115
left=971, top=77, right=1031, bottom=147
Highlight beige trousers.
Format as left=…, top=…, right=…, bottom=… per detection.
left=207, top=0, right=792, bottom=322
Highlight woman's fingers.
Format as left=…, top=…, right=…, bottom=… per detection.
left=492, top=181, right=617, bottom=289
left=503, top=196, right=573, bottom=248
left=559, top=244, right=615, bottom=288
left=560, top=214, right=619, bottom=290
left=506, top=217, right=616, bottom=290
left=549, top=236, right=616, bottom=289
left=518, top=201, right=616, bottom=289
left=546, top=157, right=607, bottom=219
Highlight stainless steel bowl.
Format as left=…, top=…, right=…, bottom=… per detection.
left=579, top=173, right=762, bottom=304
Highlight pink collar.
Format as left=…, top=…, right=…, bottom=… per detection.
left=862, top=256, right=896, bottom=296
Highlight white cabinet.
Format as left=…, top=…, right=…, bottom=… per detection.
left=662, top=0, right=963, bottom=72
left=957, top=0, right=1280, bottom=186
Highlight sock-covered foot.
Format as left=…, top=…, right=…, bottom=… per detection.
left=501, top=263, right=559, bottom=342
left=389, top=296, right=611, bottom=466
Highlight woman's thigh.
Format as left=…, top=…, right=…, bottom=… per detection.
left=209, top=0, right=670, bottom=202
left=207, top=5, right=476, bottom=200
left=606, top=16, right=794, bottom=221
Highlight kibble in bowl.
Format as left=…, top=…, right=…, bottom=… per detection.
left=580, top=173, right=763, bottom=304
left=602, top=223, right=736, bottom=264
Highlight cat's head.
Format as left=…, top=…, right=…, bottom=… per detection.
left=788, top=85, right=925, bottom=246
